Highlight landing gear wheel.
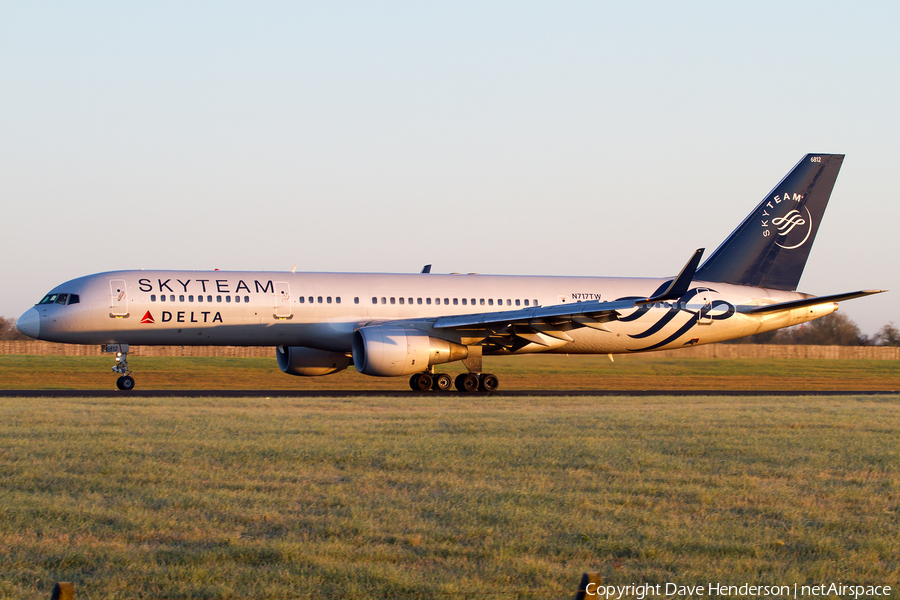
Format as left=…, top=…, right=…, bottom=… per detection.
left=410, top=373, right=433, bottom=391
left=432, top=373, right=452, bottom=391
left=455, top=373, right=479, bottom=393
left=478, top=373, right=499, bottom=392
left=111, top=349, right=133, bottom=390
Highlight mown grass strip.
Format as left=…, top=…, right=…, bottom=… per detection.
left=1, top=354, right=899, bottom=390
left=1, top=394, right=898, bottom=599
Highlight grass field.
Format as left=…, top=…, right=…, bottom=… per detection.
left=2, top=354, right=900, bottom=390
left=1, top=393, right=898, bottom=599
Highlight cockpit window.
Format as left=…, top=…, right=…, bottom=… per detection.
left=37, top=292, right=79, bottom=305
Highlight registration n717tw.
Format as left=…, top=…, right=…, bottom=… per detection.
left=17, top=154, right=884, bottom=391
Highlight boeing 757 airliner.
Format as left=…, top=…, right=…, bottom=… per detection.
left=17, top=154, right=885, bottom=391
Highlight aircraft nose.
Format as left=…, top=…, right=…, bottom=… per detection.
left=16, top=308, right=40, bottom=339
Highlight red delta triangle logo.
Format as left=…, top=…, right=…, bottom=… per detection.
left=141, top=311, right=155, bottom=324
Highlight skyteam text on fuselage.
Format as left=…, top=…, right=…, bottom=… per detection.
left=17, top=154, right=885, bottom=391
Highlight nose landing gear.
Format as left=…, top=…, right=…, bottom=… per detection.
left=104, top=344, right=135, bottom=390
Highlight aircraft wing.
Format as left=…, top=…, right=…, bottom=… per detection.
left=435, top=298, right=638, bottom=329
left=431, top=298, right=638, bottom=348
left=431, top=248, right=705, bottom=349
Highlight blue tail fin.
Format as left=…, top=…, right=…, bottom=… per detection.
left=694, top=154, right=844, bottom=291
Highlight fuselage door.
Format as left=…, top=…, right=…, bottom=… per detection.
left=110, top=279, right=128, bottom=316
left=275, top=281, right=292, bottom=318
left=697, top=289, right=713, bottom=325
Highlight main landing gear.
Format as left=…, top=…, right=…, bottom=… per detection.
left=112, top=350, right=135, bottom=390
left=409, top=371, right=499, bottom=392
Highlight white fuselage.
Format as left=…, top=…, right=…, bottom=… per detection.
left=26, top=270, right=835, bottom=355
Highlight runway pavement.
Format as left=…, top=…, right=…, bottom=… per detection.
left=1, top=389, right=896, bottom=398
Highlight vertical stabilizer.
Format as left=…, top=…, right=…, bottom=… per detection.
left=694, top=154, right=843, bottom=291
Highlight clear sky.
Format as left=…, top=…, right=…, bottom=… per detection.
left=1, top=1, right=897, bottom=335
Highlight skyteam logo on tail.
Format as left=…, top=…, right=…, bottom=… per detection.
left=760, top=192, right=812, bottom=249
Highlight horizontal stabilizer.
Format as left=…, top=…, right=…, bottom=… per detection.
left=637, top=248, right=704, bottom=305
left=738, top=290, right=887, bottom=315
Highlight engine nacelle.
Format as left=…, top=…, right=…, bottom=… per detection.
left=352, top=326, right=468, bottom=377
left=276, top=345, right=352, bottom=377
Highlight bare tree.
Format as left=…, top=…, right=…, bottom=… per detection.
left=775, top=312, right=865, bottom=346
left=873, top=322, right=900, bottom=346
left=0, top=317, right=29, bottom=341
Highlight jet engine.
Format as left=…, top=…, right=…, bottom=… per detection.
left=276, top=345, right=352, bottom=377
left=352, top=326, right=468, bottom=377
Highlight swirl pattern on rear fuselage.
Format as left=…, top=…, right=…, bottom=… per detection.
left=617, top=287, right=735, bottom=351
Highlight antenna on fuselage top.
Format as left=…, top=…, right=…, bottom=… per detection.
left=290, top=264, right=297, bottom=273
left=421, top=264, right=432, bottom=274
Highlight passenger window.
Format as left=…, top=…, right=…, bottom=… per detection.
left=161, top=295, right=166, bottom=302
left=309, top=297, right=314, bottom=304
left=327, top=297, right=332, bottom=304
left=235, top=296, right=240, bottom=303
left=170, top=295, right=175, bottom=302
left=68, top=295, right=79, bottom=305
left=207, top=295, right=213, bottom=302
left=372, top=297, right=377, bottom=304
left=299, top=296, right=305, bottom=303
left=471, top=299, right=476, bottom=305
left=426, top=298, right=431, bottom=305
left=399, top=297, right=405, bottom=305
left=390, top=297, right=395, bottom=304
left=354, top=297, right=359, bottom=304
left=408, top=298, right=413, bottom=305
left=180, top=295, right=185, bottom=302
left=217, top=295, right=222, bottom=302
left=336, top=297, right=341, bottom=304
left=443, top=298, right=449, bottom=305
left=197, top=295, right=203, bottom=302
left=189, top=295, right=194, bottom=302
left=318, top=296, right=323, bottom=303
left=226, top=296, right=231, bottom=303
left=56, top=294, right=68, bottom=304
left=488, top=299, right=493, bottom=306
left=244, top=296, right=249, bottom=303
left=515, top=299, right=520, bottom=306
left=462, top=298, right=467, bottom=305
left=417, top=298, right=422, bottom=305
left=151, top=295, right=157, bottom=302
left=524, top=299, right=529, bottom=306
left=480, top=299, right=485, bottom=306
left=453, top=298, right=458, bottom=305
left=381, top=297, right=386, bottom=304
left=534, top=299, right=538, bottom=306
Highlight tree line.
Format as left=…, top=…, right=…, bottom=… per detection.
left=0, top=317, right=30, bottom=341
left=725, top=312, right=899, bottom=346
left=1, top=313, right=898, bottom=346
